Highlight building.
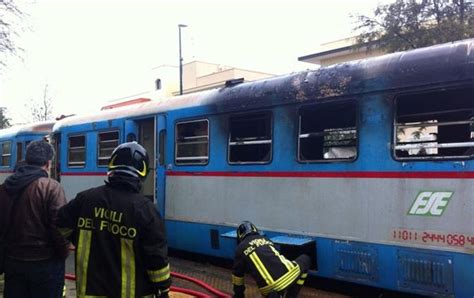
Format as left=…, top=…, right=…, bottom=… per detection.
left=152, top=61, right=274, bottom=97
left=298, top=37, right=385, bottom=67
left=102, top=61, right=274, bottom=109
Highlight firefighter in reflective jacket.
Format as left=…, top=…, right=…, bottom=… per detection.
left=57, top=142, right=171, bottom=297
left=232, top=221, right=311, bottom=298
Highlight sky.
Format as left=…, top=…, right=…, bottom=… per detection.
left=0, top=0, right=385, bottom=124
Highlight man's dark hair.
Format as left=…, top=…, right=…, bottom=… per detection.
left=25, top=140, right=54, bottom=166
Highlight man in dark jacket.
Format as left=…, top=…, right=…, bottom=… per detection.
left=57, top=142, right=171, bottom=297
left=232, top=221, right=311, bottom=298
left=0, top=140, right=68, bottom=298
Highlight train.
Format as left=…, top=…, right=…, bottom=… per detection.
left=1, top=39, right=474, bottom=296
left=0, top=120, right=56, bottom=183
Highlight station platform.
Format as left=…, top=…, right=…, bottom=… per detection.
left=0, top=254, right=346, bottom=297
left=64, top=253, right=345, bottom=297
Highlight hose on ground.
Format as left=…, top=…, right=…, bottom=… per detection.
left=171, top=271, right=231, bottom=298
left=64, top=272, right=231, bottom=297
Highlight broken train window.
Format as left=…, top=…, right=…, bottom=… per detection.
left=175, top=119, right=209, bottom=165
left=228, top=112, right=272, bottom=164
left=298, top=101, right=357, bottom=162
left=394, top=87, right=474, bottom=160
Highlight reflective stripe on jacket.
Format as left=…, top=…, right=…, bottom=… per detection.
left=232, top=235, right=301, bottom=296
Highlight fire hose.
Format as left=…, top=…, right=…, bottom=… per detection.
left=65, top=271, right=231, bottom=297
left=171, top=272, right=230, bottom=298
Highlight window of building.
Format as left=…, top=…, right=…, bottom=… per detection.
left=68, top=135, right=86, bottom=168
left=98, top=131, right=120, bottom=166
left=228, top=112, right=272, bottom=164
left=394, top=88, right=474, bottom=160
left=175, top=119, right=209, bottom=165
left=298, top=102, right=357, bottom=162
left=1, top=141, right=11, bottom=167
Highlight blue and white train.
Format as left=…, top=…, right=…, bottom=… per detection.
left=0, top=121, right=56, bottom=183
left=51, top=39, right=474, bottom=296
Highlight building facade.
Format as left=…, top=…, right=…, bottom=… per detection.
left=152, top=61, right=274, bottom=97
left=298, top=37, right=384, bottom=66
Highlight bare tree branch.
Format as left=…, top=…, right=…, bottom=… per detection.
left=28, top=84, right=54, bottom=122
left=0, top=0, right=25, bottom=68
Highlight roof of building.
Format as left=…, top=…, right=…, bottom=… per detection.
left=298, top=40, right=379, bottom=65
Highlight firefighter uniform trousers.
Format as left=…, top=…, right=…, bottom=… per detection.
left=232, top=235, right=310, bottom=297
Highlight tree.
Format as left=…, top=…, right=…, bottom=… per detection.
left=29, top=84, right=54, bottom=122
left=0, top=0, right=23, bottom=68
left=353, top=0, right=474, bottom=53
left=0, top=107, right=11, bottom=129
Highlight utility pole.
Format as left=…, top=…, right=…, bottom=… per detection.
left=178, top=24, right=187, bottom=95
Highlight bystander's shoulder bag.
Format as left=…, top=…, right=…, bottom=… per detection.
left=0, top=185, right=25, bottom=274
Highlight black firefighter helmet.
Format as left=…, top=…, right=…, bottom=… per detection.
left=237, top=221, right=259, bottom=243
left=108, top=142, right=149, bottom=180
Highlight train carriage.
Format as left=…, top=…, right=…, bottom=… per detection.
left=52, top=39, right=474, bottom=296
left=0, top=121, right=56, bottom=183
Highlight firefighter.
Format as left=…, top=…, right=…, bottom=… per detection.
left=232, top=221, right=311, bottom=298
left=57, top=142, right=171, bottom=297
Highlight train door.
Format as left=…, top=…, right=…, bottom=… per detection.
left=16, top=142, right=22, bottom=162
left=51, top=134, right=61, bottom=181
left=136, top=118, right=156, bottom=202
left=156, top=114, right=167, bottom=216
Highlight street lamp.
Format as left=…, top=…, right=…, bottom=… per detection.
left=178, top=24, right=187, bottom=95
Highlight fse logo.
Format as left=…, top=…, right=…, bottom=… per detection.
left=407, top=191, right=453, bottom=216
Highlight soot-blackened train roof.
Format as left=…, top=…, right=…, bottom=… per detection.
left=54, top=39, right=474, bottom=130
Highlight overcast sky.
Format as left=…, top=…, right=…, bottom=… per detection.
left=0, top=0, right=385, bottom=124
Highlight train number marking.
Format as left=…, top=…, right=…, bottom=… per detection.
left=392, top=228, right=474, bottom=250
left=407, top=191, right=453, bottom=216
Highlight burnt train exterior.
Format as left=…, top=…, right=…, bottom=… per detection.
left=52, top=39, right=474, bottom=296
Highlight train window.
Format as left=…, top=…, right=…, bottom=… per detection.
left=175, top=119, right=209, bottom=165
left=97, top=131, right=120, bottom=166
left=298, top=102, right=357, bottom=162
left=228, top=112, right=272, bottom=164
left=394, top=88, right=474, bottom=160
left=1, top=141, right=11, bottom=167
left=68, top=135, right=86, bottom=168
